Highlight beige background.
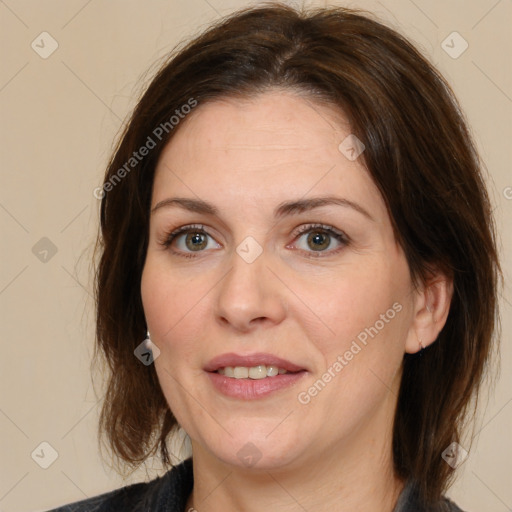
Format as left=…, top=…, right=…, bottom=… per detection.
left=0, top=0, right=510, bottom=511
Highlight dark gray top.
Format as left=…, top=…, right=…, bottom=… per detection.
left=45, top=457, right=465, bottom=511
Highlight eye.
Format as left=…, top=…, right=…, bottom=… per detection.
left=290, top=224, right=349, bottom=256
left=162, top=224, right=221, bottom=257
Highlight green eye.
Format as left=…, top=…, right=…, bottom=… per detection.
left=184, top=232, right=209, bottom=251
left=292, top=224, right=349, bottom=256
left=305, top=230, right=332, bottom=251
left=164, top=224, right=221, bottom=257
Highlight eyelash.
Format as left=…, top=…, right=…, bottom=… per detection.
left=290, top=223, right=349, bottom=258
left=161, top=224, right=209, bottom=259
left=160, top=223, right=349, bottom=259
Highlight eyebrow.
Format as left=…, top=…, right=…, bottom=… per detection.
left=151, top=196, right=374, bottom=221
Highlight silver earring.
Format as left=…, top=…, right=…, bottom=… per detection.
left=143, top=330, right=160, bottom=361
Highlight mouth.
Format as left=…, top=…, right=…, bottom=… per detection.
left=204, top=352, right=306, bottom=374
left=216, top=365, right=294, bottom=379
left=204, top=352, right=308, bottom=399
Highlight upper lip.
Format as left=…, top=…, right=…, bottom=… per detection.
left=204, top=352, right=306, bottom=373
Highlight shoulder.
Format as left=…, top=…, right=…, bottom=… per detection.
left=394, top=480, right=467, bottom=512
left=437, top=497, right=466, bottom=512
left=43, top=481, right=156, bottom=512
left=43, top=458, right=193, bottom=512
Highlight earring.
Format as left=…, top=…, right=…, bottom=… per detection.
left=143, top=330, right=161, bottom=361
left=144, top=330, right=152, bottom=349
left=418, top=338, right=425, bottom=356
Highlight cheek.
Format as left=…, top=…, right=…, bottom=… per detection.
left=141, top=261, right=171, bottom=334
left=141, top=257, right=207, bottom=353
left=141, top=259, right=217, bottom=437
left=328, top=274, right=411, bottom=396
left=299, top=268, right=410, bottom=425
left=295, top=258, right=409, bottom=361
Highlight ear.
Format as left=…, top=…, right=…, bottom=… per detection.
left=405, top=271, right=454, bottom=354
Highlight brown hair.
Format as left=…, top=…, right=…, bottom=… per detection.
left=93, top=3, right=501, bottom=504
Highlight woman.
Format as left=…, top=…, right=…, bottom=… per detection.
left=47, top=4, right=500, bottom=511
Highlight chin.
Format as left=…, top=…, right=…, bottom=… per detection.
left=196, top=422, right=308, bottom=471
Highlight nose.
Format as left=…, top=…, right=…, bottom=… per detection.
left=213, top=247, right=287, bottom=333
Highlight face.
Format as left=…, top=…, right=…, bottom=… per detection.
left=141, top=91, right=419, bottom=471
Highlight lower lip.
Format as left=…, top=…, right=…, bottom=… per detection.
left=206, top=371, right=307, bottom=400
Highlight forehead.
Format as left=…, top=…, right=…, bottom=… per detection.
left=157, top=91, right=346, bottom=171
left=152, top=91, right=386, bottom=218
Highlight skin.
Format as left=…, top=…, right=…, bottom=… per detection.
left=141, top=90, right=453, bottom=512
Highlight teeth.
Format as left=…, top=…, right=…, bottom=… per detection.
left=217, top=365, right=289, bottom=379
left=266, top=365, right=279, bottom=377
left=249, top=365, right=266, bottom=379
left=233, top=366, right=249, bottom=379
left=223, top=367, right=234, bottom=377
